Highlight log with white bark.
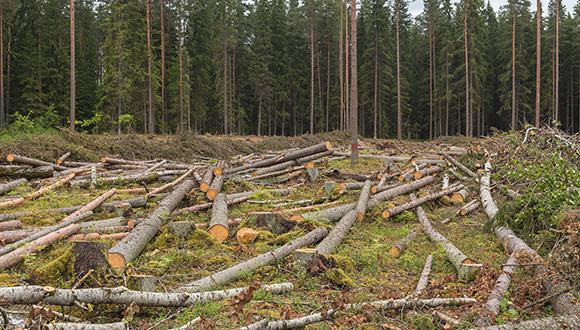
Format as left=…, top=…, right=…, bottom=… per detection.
left=55, top=151, right=72, bottom=166
left=398, top=163, right=428, bottom=182
left=382, top=184, right=465, bottom=219
left=107, top=180, right=195, bottom=269
left=413, top=166, right=443, bottom=180
left=354, top=181, right=372, bottom=221
left=0, top=173, right=75, bottom=209
left=480, top=161, right=499, bottom=220
left=0, top=178, right=28, bottom=195
left=474, top=254, right=518, bottom=326
left=0, top=220, right=23, bottom=231
left=0, top=222, right=82, bottom=270
left=441, top=153, right=478, bottom=179
left=6, top=153, right=69, bottom=171
left=0, top=211, right=93, bottom=258
left=178, top=227, right=328, bottom=292
left=240, top=297, right=477, bottom=330
left=169, top=317, right=202, bottom=330
left=0, top=165, right=54, bottom=179
left=47, top=322, right=127, bottom=330
left=295, top=176, right=436, bottom=223
left=138, top=159, right=168, bottom=176
left=0, top=283, right=293, bottom=307
left=469, top=315, right=580, bottom=330
left=413, top=194, right=481, bottom=281
left=206, top=175, right=223, bottom=201
left=389, top=226, right=419, bottom=257
left=371, top=182, right=401, bottom=194
left=208, top=193, right=229, bottom=243
left=147, top=167, right=196, bottom=196
left=414, top=254, right=433, bottom=296
left=451, top=188, right=469, bottom=203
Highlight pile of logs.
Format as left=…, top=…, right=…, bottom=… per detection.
left=0, top=141, right=575, bottom=329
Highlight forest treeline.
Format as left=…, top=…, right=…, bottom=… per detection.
left=0, top=0, right=579, bottom=138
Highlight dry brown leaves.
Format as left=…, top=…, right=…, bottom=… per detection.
left=227, top=281, right=260, bottom=321
left=466, top=267, right=500, bottom=301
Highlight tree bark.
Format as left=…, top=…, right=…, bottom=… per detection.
left=441, top=152, right=478, bottom=179
left=207, top=175, right=223, bottom=201
left=0, top=165, right=54, bottom=179
left=146, top=0, right=154, bottom=134
left=382, top=184, right=465, bottom=219
left=252, top=151, right=331, bottom=177
left=161, top=0, right=166, bottom=132
left=0, top=178, right=27, bottom=195
left=354, top=181, right=372, bottom=221
left=107, top=180, right=194, bottom=269
left=389, top=226, right=419, bottom=257
left=470, top=315, right=580, bottom=330
left=208, top=193, right=229, bottom=243
left=179, top=227, right=328, bottom=292
left=350, top=0, right=358, bottom=163
left=69, top=0, right=76, bottom=131
left=0, top=283, right=293, bottom=307
left=511, top=13, right=517, bottom=130
left=6, top=154, right=69, bottom=171
left=0, top=220, right=22, bottom=231
left=535, top=0, right=541, bottom=127
left=414, top=254, right=433, bottom=296
left=200, top=166, right=215, bottom=192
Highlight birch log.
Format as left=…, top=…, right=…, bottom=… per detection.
left=413, top=194, right=481, bottom=281
left=480, top=161, right=499, bottom=220
left=179, top=227, right=328, bottom=292
left=296, top=176, right=436, bottom=222
left=0, top=178, right=27, bottom=195
left=0, top=283, right=293, bottom=307
left=47, top=322, right=127, bottom=330
left=389, top=227, right=419, bottom=257
left=382, top=184, right=465, bottom=219
left=413, top=166, right=443, bottom=180
left=208, top=193, right=229, bottom=243
left=470, top=315, right=580, bottom=330
left=240, top=297, right=477, bottom=330
left=414, top=254, right=433, bottom=296
left=107, top=180, right=194, bottom=269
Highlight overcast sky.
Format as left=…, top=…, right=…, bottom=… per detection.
left=408, top=0, right=577, bottom=16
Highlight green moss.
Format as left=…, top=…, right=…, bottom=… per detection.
left=272, top=229, right=305, bottom=245
left=0, top=273, right=22, bottom=286
left=29, top=246, right=74, bottom=286
left=409, top=313, right=436, bottom=330
left=325, top=268, right=355, bottom=288
left=329, top=255, right=356, bottom=273
left=398, top=252, right=424, bottom=273
left=392, top=211, right=416, bottom=223
left=188, top=229, right=222, bottom=249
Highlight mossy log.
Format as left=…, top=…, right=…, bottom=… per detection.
left=107, top=180, right=195, bottom=270
left=6, top=153, right=69, bottom=171
left=240, top=297, right=477, bottom=330
left=178, top=227, right=328, bottom=292
left=389, top=227, right=419, bottom=257
left=470, top=315, right=580, bottom=330
left=441, top=153, right=478, bottom=179
left=0, top=178, right=28, bottom=195
left=413, top=194, right=481, bottom=281
left=382, top=184, right=464, bottom=219
left=47, top=322, right=127, bottom=330
left=0, top=283, right=293, bottom=307
left=398, top=163, right=428, bottom=182
left=296, top=176, right=436, bottom=223
left=208, top=193, right=229, bottom=243
left=72, top=172, right=159, bottom=188
left=206, top=175, right=223, bottom=201
left=0, top=165, right=54, bottom=179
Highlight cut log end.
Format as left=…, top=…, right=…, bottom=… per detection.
left=207, top=189, right=219, bottom=201
left=382, top=210, right=391, bottom=219
left=451, top=193, right=465, bottom=204
left=356, top=212, right=364, bottom=222
left=370, top=185, right=378, bottom=194
left=389, top=247, right=401, bottom=258
left=324, top=141, right=333, bottom=151
left=304, top=162, right=315, bottom=169
left=213, top=168, right=224, bottom=176
left=251, top=171, right=258, bottom=177
left=289, top=215, right=304, bottom=222
left=107, top=252, right=126, bottom=270
left=293, top=248, right=318, bottom=267
left=199, top=182, right=210, bottom=192
left=6, top=154, right=15, bottom=163
left=236, top=228, right=259, bottom=245
left=208, top=224, right=229, bottom=243
left=413, top=172, right=424, bottom=180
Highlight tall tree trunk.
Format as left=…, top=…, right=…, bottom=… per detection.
left=511, top=13, right=516, bottom=130
left=345, top=1, right=350, bottom=131
left=160, top=0, right=166, bottom=133
left=179, top=47, right=184, bottom=134
left=339, top=0, right=344, bottom=131
left=70, top=0, right=76, bottom=132
left=223, top=25, right=228, bottom=135
left=396, top=2, right=402, bottom=140
left=258, top=96, right=262, bottom=136
left=146, top=0, right=154, bottom=134
left=445, top=52, right=449, bottom=136
left=326, top=45, right=330, bottom=132
left=555, top=0, right=559, bottom=122
left=350, top=0, right=358, bottom=164
left=0, top=5, right=3, bottom=129
left=373, top=34, right=378, bottom=139
left=429, top=18, right=433, bottom=140
left=464, top=6, right=470, bottom=137
left=535, top=0, right=541, bottom=127
left=310, top=20, right=315, bottom=134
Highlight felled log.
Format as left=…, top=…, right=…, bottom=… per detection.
left=100, top=157, right=153, bottom=166
left=413, top=166, right=442, bottom=180
left=323, top=169, right=374, bottom=182
left=398, top=163, right=428, bottom=182
left=170, top=317, right=201, bottom=330
left=371, top=182, right=401, bottom=194
left=451, top=188, right=469, bottom=203
left=441, top=153, right=478, bottom=179
left=55, top=151, right=72, bottom=166
left=0, top=223, right=81, bottom=270
left=0, top=165, right=54, bottom=179
left=147, top=167, right=196, bottom=196
left=240, top=297, right=477, bottom=330
left=206, top=175, right=224, bottom=201
left=249, top=167, right=302, bottom=181
left=470, top=315, right=580, bottom=330
left=6, top=153, right=68, bottom=171
left=331, top=152, right=411, bottom=163
left=79, top=217, right=128, bottom=232
left=415, top=159, right=446, bottom=165
left=413, top=194, right=481, bottom=281
left=72, top=172, right=159, bottom=188
left=174, top=195, right=249, bottom=214
left=382, top=184, right=465, bottom=219
left=441, top=199, right=480, bottom=224
left=199, top=166, right=214, bottom=192
left=480, top=161, right=500, bottom=220
left=47, top=322, right=127, bottom=330
left=68, top=232, right=128, bottom=242
left=0, top=220, right=23, bottom=231
left=107, top=180, right=195, bottom=269
left=208, top=193, right=229, bottom=243
left=474, top=255, right=518, bottom=326
left=0, top=178, right=28, bottom=195
left=62, top=160, right=96, bottom=168
left=0, top=173, right=75, bottom=209
left=68, top=188, right=117, bottom=219
left=389, top=227, right=419, bottom=257
left=251, top=151, right=332, bottom=177
left=414, top=254, right=433, bottom=296
left=354, top=181, right=372, bottom=221
left=179, top=227, right=328, bottom=292
left=0, top=229, right=35, bottom=244
left=296, top=176, right=436, bottom=223
left=0, top=283, right=293, bottom=307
